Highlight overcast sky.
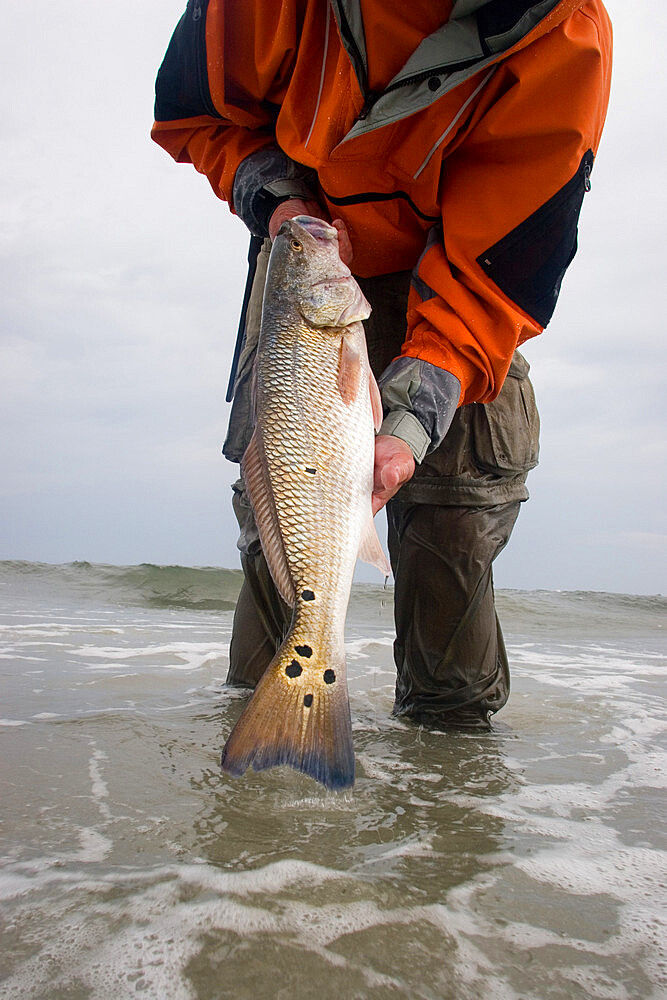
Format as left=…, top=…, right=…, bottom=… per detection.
left=1, top=1, right=665, bottom=595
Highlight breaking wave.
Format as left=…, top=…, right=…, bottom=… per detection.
left=0, top=561, right=664, bottom=632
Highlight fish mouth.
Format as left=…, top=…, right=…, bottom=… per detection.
left=311, top=272, right=353, bottom=287
left=290, top=215, right=338, bottom=243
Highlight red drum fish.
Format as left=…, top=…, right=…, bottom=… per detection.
left=221, top=216, right=389, bottom=789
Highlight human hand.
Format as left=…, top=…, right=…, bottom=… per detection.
left=372, top=434, right=415, bottom=515
left=331, top=218, right=353, bottom=267
left=268, top=200, right=353, bottom=267
left=268, top=198, right=324, bottom=239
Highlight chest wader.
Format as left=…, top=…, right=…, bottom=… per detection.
left=222, top=245, right=539, bottom=729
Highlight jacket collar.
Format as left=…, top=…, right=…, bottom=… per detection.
left=330, top=0, right=578, bottom=141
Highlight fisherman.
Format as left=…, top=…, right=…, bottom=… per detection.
left=152, top=1, right=612, bottom=731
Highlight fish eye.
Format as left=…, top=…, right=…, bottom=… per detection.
left=290, top=239, right=303, bottom=252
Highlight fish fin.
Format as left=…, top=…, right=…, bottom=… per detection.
left=242, top=430, right=296, bottom=606
left=338, top=335, right=362, bottom=405
left=221, top=642, right=354, bottom=790
left=353, top=323, right=383, bottom=431
left=358, top=509, right=391, bottom=576
left=369, top=370, right=383, bottom=433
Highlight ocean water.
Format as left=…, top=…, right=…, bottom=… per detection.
left=0, top=561, right=665, bottom=1000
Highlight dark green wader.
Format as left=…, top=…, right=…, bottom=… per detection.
left=223, top=249, right=540, bottom=730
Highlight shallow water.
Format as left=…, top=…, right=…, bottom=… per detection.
left=1, top=563, right=666, bottom=999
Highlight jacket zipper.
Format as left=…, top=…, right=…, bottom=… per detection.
left=583, top=160, right=592, bottom=191
left=332, top=2, right=372, bottom=116
left=357, top=91, right=380, bottom=120
left=337, top=0, right=484, bottom=126
left=346, top=0, right=563, bottom=129
left=479, top=149, right=595, bottom=267
left=192, top=0, right=221, bottom=119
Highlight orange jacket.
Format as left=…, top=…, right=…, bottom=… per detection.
left=152, top=0, right=612, bottom=405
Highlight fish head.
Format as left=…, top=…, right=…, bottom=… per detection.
left=269, top=216, right=371, bottom=329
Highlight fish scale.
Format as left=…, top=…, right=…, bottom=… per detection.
left=221, top=216, right=389, bottom=789
left=257, top=331, right=370, bottom=670
left=260, top=326, right=371, bottom=576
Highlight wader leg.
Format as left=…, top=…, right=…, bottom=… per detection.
left=227, top=549, right=291, bottom=688
left=225, top=481, right=290, bottom=687
left=357, top=271, right=536, bottom=730
left=387, top=499, right=521, bottom=729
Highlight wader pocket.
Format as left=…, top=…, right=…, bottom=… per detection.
left=471, top=352, right=539, bottom=476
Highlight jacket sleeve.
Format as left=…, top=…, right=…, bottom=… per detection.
left=378, top=360, right=461, bottom=462
left=151, top=0, right=305, bottom=212
left=399, top=5, right=612, bottom=407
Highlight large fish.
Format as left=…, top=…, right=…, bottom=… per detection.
left=221, top=216, right=390, bottom=790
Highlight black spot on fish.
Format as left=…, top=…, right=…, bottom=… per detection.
left=295, top=644, right=312, bottom=658
left=323, top=669, right=336, bottom=685
left=301, top=590, right=315, bottom=601
left=305, top=467, right=317, bottom=475
left=285, top=660, right=302, bottom=678
left=303, top=693, right=313, bottom=708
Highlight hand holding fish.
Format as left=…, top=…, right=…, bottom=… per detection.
left=269, top=199, right=354, bottom=266
left=371, top=435, right=415, bottom=515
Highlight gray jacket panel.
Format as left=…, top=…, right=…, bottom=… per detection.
left=378, top=357, right=461, bottom=462
left=232, top=147, right=318, bottom=236
left=331, top=0, right=562, bottom=142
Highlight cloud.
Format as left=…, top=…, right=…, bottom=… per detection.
left=0, top=1, right=665, bottom=593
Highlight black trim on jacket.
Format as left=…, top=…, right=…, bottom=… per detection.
left=322, top=187, right=440, bottom=223
left=154, top=0, right=219, bottom=122
left=477, top=150, right=594, bottom=328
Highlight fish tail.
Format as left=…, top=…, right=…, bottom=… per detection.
left=220, top=636, right=354, bottom=790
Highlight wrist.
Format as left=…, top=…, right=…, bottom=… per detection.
left=378, top=358, right=461, bottom=459
left=378, top=412, right=430, bottom=464
left=232, top=147, right=318, bottom=237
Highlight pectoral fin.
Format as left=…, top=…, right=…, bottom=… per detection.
left=338, top=335, right=362, bottom=405
left=242, top=430, right=296, bottom=606
left=353, top=324, right=383, bottom=432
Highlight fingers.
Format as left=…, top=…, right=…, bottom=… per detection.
left=268, top=198, right=326, bottom=239
left=268, top=206, right=354, bottom=267
left=331, top=219, right=354, bottom=266
left=371, top=435, right=415, bottom=515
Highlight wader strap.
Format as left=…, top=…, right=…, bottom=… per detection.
left=226, top=235, right=264, bottom=402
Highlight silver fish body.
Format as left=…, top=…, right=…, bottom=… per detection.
left=221, top=217, right=388, bottom=789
